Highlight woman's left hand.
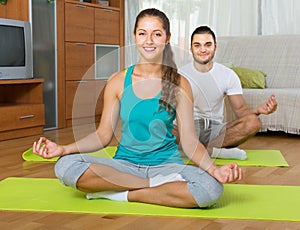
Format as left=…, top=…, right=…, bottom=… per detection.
left=210, top=163, right=242, bottom=184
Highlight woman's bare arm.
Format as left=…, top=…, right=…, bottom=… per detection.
left=175, top=75, right=242, bottom=183
left=33, top=71, right=125, bottom=158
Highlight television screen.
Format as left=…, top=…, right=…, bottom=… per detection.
left=0, top=25, right=25, bottom=67
left=0, top=18, right=33, bottom=80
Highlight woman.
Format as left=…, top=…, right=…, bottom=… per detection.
left=33, top=8, right=242, bottom=208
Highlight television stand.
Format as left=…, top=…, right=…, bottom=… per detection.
left=0, top=78, right=45, bottom=141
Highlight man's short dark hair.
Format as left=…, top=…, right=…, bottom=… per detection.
left=191, top=26, right=216, bottom=44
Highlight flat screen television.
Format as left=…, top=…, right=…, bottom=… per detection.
left=0, top=18, right=33, bottom=80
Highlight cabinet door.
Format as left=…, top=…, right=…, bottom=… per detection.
left=65, top=3, right=94, bottom=43
left=66, top=80, right=106, bottom=119
left=0, top=104, right=45, bottom=132
left=95, top=8, right=120, bottom=44
left=65, top=42, right=94, bottom=80
left=0, top=1, right=29, bottom=21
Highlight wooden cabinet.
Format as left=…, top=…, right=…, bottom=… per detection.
left=0, top=0, right=29, bottom=21
left=57, top=0, right=124, bottom=128
left=65, top=3, right=94, bottom=43
left=0, top=79, right=45, bottom=141
left=66, top=80, right=106, bottom=119
left=95, top=8, right=120, bottom=44
left=65, top=42, right=95, bottom=80
left=0, top=3, right=44, bottom=140
left=1, top=105, right=44, bottom=131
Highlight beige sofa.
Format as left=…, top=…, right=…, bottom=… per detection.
left=214, top=35, right=300, bottom=134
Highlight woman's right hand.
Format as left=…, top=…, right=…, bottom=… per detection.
left=33, top=137, right=65, bottom=159
left=208, top=163, right=242, bottom=184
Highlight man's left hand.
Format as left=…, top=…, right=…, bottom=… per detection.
left=257, top=94, right=277, bottom=115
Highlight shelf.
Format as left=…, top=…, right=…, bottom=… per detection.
left=0, top=78, right=43, bottom=85
left=0, top=78, right=45, bottom=140
left=0, top=79, right=44, bottom=104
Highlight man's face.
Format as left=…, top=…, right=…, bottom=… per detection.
left=190, top=33, right=216, bottom=65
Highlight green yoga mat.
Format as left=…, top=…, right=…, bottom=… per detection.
left=22, top=146, right=289, bottom=167
left=0, top=177, right=299, bottom=222
left=22, top=146, right=117, bottom=162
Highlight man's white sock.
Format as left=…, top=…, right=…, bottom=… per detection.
left=149, top=173, right=185, bottom=187
left=211, top=147, right=247, bottom=160
left=86, top=190, right=128, bottom=201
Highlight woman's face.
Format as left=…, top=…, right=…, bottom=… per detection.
left=134, top=16, right=170, bottom=64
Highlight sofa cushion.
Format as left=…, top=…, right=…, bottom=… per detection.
left=215, top=35, right=300, bottom=88
left=231, top=67, right=266, bottom=88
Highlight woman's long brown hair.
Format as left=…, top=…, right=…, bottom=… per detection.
left=134, top=8, right=180, bottom=115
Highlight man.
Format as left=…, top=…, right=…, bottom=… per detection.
left=175, top=26, right=277, bottom=160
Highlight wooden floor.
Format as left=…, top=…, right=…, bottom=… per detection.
left=0, top=125, right=300, bottom=229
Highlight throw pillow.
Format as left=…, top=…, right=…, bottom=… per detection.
left=231, top=67, right=266, bottom=88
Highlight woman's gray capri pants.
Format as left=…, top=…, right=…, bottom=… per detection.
left=54, top=154, right=224, bottom=208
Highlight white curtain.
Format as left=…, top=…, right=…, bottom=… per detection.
left=261, top=0, right=300, bottom=35
left=124, top=0, right=140, bottom=67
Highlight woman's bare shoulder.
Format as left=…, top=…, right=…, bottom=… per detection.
left=105, top=69, right=126, bottom=87
left=108, top=69, right=126, bottom=82
left=103, top=69, right=127, bottom=98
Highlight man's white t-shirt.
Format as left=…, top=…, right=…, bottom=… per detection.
left=179, top=62, right=243, bottom=123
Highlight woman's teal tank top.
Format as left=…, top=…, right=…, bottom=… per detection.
left=113, top=65, right=183, bottom=166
